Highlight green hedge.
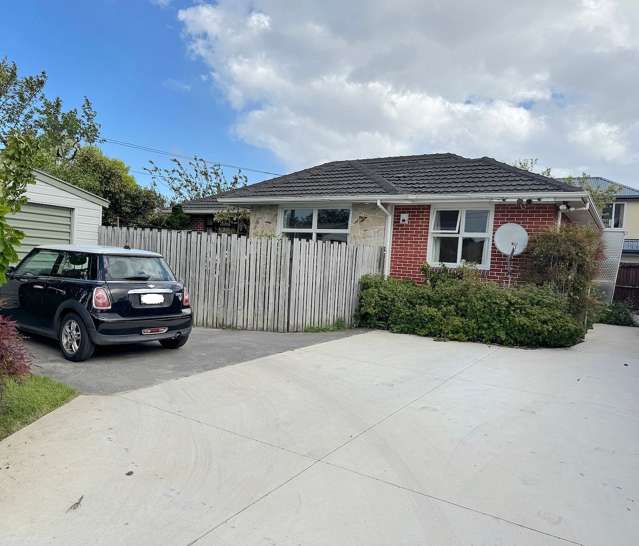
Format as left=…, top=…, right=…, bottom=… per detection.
left=358, top=275, right=585, bottom=348
left=597, top=302, right=637, bottom=327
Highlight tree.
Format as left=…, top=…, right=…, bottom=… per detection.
left=0, top=133, right=35, bottom=283
left=0, top=57, right=102, bottom=281
left=513, top=158, right=552, bottom=178
left=513, top=157, right=620, bottom=216
left=40, top=146, right=164, bottom=227
left=145, top=156, right=249, bottom=224
left=0, top=57, right=100, bottom=159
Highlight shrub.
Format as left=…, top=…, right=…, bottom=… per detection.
left=358, top=274, right=585, bottom=348
left=597, top=302, right=637, bottom=327
left=0, top=315, right=31, bottom=382
left=521, top=225, right=602, bottom=323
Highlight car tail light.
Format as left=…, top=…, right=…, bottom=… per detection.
left=182, top=287, right=190, bottom=307
left=93, top=287, right=111, bottom=310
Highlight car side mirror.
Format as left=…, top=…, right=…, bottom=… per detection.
left=6, top=265, right=16, bottom=279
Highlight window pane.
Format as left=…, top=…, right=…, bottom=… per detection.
left=317, top=208, right=350, bottom=229
left=317, top=232, right=347, bottom=243
left=461, top=238, right=486, bottom=264
left=283, top=208, right=313, bottom=229
left=16, top=250, right=62, bottom=276
left=434, top=210, right=459, bottom=231
left=602, top=203, right=613, bottom=227
left=103, top=256, right=175, bottom=281
left=56, top=252, right=91, bottom=279
left=614, top=203, right=625, bottom=228
left=284, top=232, right=313, bottom=241
left=433, top=237, right=459, bottom=263
left=464, top=210, right=489, bottom=233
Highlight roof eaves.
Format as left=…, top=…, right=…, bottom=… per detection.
left=33, top=169, right=110, bottom=207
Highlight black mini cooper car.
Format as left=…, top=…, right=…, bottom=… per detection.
left=1, top=244, right=192, bottom=361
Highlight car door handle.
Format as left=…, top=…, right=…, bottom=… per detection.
left=33, top=284, right=44, bottom=290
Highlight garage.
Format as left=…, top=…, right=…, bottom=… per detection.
left=7, top=203, right=73, bottom=261
left=6, top=170, right=108, bottom=263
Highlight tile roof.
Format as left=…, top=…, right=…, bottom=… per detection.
left=558, top=176, right=639, bottom=199
left=219, top=153, right=581, bottom=200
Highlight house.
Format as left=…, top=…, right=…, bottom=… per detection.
left=217, top=153, right=602, bottom=284
left=7, top=170, right=108, bottom=262
left=181, top=196, right=249, bottom=235
left=559, top=176, right=639, bottom=264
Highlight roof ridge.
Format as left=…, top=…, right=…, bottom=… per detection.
left=475, top=157, right=581, bottom=192
left=349, top=160, right=399, bottom=194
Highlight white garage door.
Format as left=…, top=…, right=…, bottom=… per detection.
left=7, top=202, right=72, bottom=262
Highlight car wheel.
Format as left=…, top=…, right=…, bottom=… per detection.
left=159, top=334, right=189, bottom=349
left=59, top=313, right=95, bottom=362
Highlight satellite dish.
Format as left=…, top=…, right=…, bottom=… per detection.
left=494, top=223, right=528, bottom=256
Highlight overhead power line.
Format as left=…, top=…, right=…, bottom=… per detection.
left=103, top=137, right=283, bottom=177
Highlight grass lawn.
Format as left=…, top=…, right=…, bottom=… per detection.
left=0, top=375, right=77, bottom=441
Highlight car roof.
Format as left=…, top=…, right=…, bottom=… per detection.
left=35, top=244, right=163, bottom=258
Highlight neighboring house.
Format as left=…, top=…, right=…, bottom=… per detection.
left=559, top=176, right=639, bottom=264
left=6, top=170, right=108, bottom=262
left=217, top=153, right=602, bottom=283
left=181, top=196, right=249, bottom=235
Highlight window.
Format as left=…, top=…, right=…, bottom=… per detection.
left=16, top=249, right=63, bottom=277
left=102, top=255, right=175, bottom=281
left=602, top=202, right=625, bottom=228
left=54, top=252, right=95, bottom=280
left=429, top=207, right=491, bottom=268
left=281, top=207, right=351, bottom=242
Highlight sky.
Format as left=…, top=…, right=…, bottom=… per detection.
left=2, top=0, right=639, bottom=191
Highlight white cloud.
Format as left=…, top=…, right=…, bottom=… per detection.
left=150, top=0, right=171, bottom=8
left=177, top=0, right=639, bottom=185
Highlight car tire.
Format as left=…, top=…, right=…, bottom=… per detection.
left=159, top=335, right=189, bottom=349
left=59, top=313, right=95, bottom=362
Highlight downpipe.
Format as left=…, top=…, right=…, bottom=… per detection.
left=376, top=200, right=393, bottom=278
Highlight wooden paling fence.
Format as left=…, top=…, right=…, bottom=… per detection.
left=614, top=263, right=639, bottom=308
left=98, top=227, right=384, bottom=332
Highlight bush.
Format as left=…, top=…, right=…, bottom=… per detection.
left=0, top=316, right=31, bottom=381
left=597, top=302, right=637, bottom=327
left=521, top=225, right=602, bottom=323
left=358, top=274, right=585, bottom=348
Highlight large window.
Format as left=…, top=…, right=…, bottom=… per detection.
left=281, top=207, right=350, bottom=242
left=428, top=207, right=492, bottom=268
left=602, top=202, right=625, bottom=228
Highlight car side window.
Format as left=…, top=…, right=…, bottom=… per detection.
left=15, top=249, right=63, bottom=277
left=55, top=252, right=94, bottom=280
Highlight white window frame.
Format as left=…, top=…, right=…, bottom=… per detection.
left=603, top=202, right=626, bottom=229
left=427, top=204, right=494, bottom=270
left=278, top=205, right=352, bottom=242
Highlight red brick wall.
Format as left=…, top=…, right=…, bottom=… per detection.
left=388, top=203, right=559, bottom=284
left=390, top=205, right=430, bottom=282
left=190, top=215, right=207, bottom=232
left=486, top=203, right=558, bottom=283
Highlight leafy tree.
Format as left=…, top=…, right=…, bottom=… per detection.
left=562, top=173, right=621, bottom=215
left=513, top=158, right=552, bottom=178
left=161, top=204, right=191, bottom=230
left=514, top=157, right=620, bottom=216
left=145, top=156, right=249, bottom=224
left=0, top=133, right=35, bottom=283
left=40, top=147, right=164, bottom=227
left=0, top=57, right=102, bottom=281
left=0, top=57, right=100, bottom=159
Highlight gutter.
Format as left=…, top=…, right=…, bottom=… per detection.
left=217, top=191, right=591, bottom=205
left=376, top=200, right=393, bottom=277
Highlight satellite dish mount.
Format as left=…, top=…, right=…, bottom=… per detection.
left=493, top=223, right=529, bottom=287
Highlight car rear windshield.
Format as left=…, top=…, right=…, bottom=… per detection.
left=102, top=255, right=175, bottom=281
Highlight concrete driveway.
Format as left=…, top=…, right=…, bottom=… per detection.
left=22, top=327, right=357, bottom=394
left=1, top=325, right=637, bottom=546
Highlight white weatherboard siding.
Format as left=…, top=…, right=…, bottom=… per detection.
left=24, top=176, right=103, bottom=246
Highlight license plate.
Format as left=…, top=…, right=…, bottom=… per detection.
left=140, top=293, right=164, bottom=305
